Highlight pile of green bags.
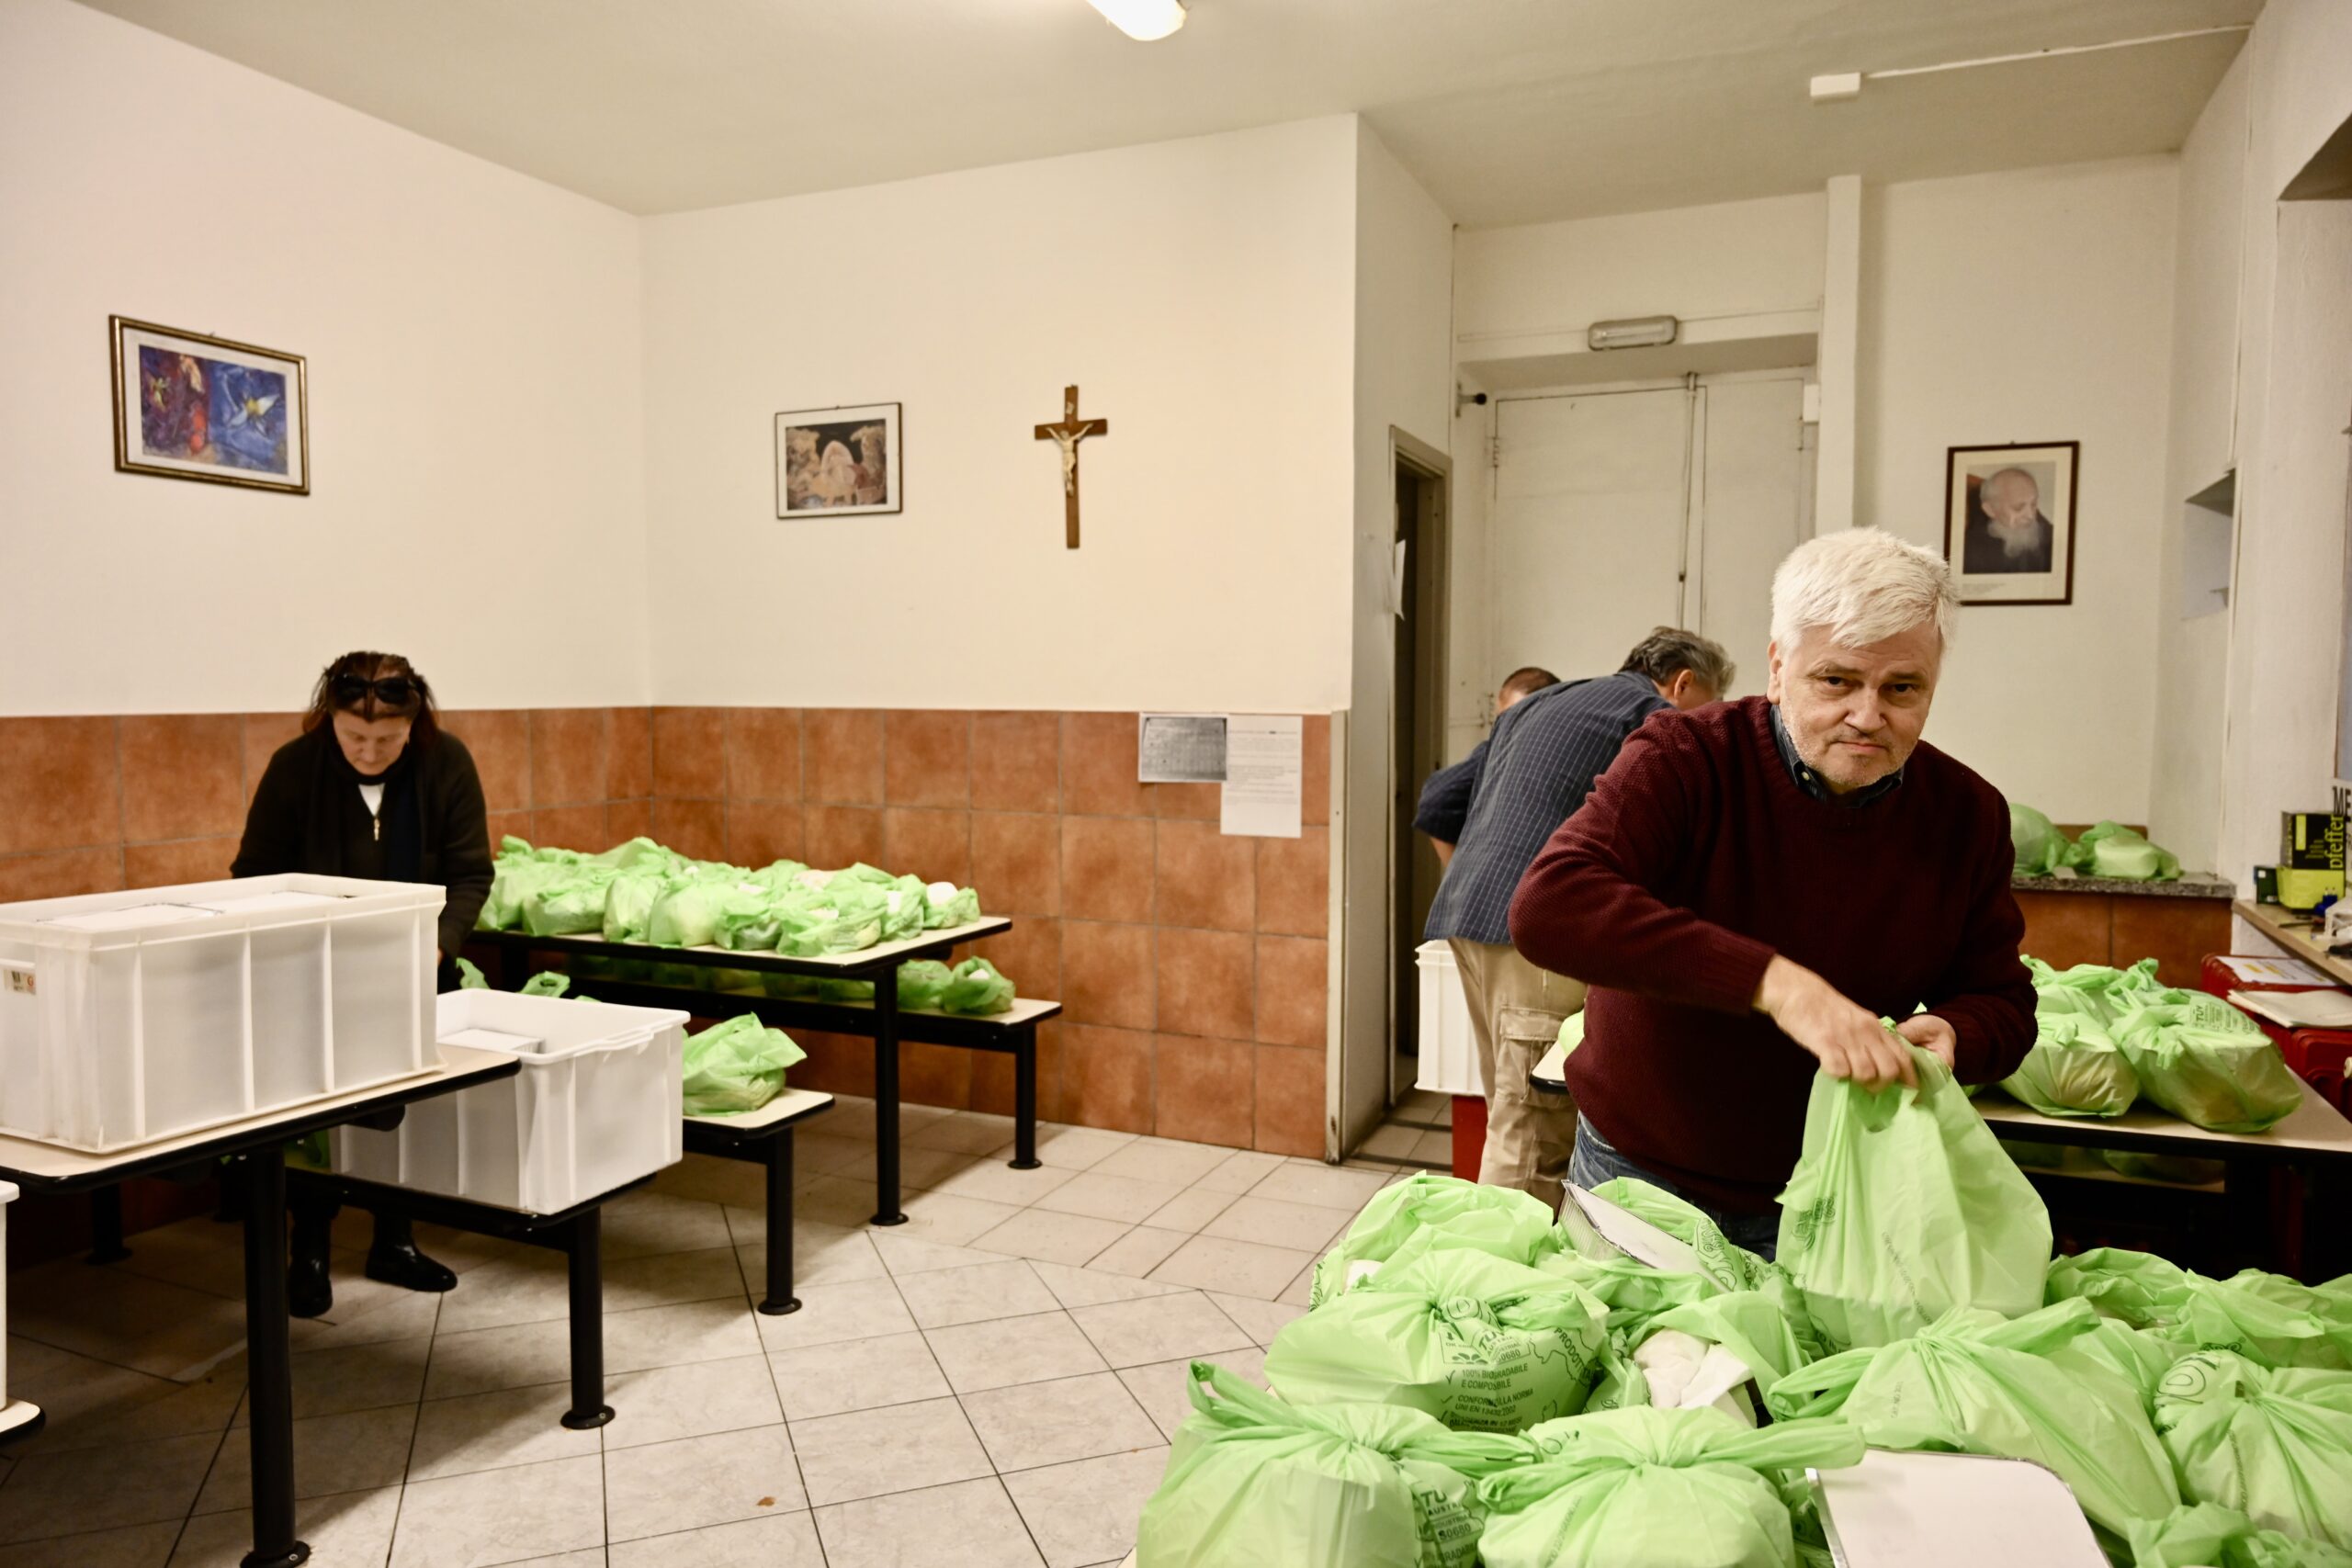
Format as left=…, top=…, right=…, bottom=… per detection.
left=1308, top=1172, right=1558, bottom=1305
left=476, top=836, right=988, bottom=962
left=2154, top=1349, right=2352, bottom=1548
left=1776, top=1040, right=2052, bottom=1349
left=2004, top=1013, right=2141, bottom=1118
left=2130, top=1504, right=2352, bottom=1568
left=2007, top=809, right=2184, bottom=882
left=680, top=1014, right=807, bottom=1115
left=2048, top=1248, right=2352, bottom=1371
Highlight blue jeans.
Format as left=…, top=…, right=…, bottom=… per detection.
left=1567, top=1119, right=1781, bottom=1261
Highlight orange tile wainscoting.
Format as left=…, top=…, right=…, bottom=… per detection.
left=0, top=707, right=1334, bottom=1160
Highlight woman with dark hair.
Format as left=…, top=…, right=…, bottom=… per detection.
left=232, top=650, right=493, bottom=1316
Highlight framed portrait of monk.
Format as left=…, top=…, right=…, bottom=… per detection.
left=1943, top=441, right=2078, bottom=606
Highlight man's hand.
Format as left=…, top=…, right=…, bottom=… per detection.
left=1755, top=956, right=1917, bottom=1089
left=1894, top=1013, right=1958, bottom=1072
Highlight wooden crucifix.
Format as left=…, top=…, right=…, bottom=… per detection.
left=1034, top=384, right=1108, bottom=549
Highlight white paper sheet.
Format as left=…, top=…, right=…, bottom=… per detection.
left=1218, top=715, right=1303, bottom=838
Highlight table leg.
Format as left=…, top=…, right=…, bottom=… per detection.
left=872, top=969, right=906, bottom=1226
left=560, top=1208, right=615, bottom=1430
left=1010, top=1030, right=1040, bottom=1170
left=758, top=1130, right=800, bottom=1315
left=2303, top=1159, right=2349, bottom=1283
left=239, top=1148, right=310, bottom=1568
left=86, top=1183, right=130, bottom=1265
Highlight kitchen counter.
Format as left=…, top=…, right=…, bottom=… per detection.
left=2011, top=872, right=2234, bottom=987
left=2012, top=871, right=2236, bottom=899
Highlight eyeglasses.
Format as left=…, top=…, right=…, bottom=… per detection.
left=334, top=676, right=417, bottom=708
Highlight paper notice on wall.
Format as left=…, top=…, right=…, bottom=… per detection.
left=1137, top=715, right=1227, bottom=784
left=1219, top=715, right=1303, bottom=838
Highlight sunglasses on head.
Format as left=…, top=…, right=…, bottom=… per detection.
left=334, top=676, right=417, bottom=708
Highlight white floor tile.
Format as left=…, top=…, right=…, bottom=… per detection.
left=7, top=1262, right=250, bottom=1382
left=928, top=1159, right=1078, bottom=1207
left=599, top=1192, right=736, bottom=1260
left=603, top=1247, right=750, bottom=1314
left=9, top=1343, right=241, bottom=1457
left=425, top=1296, right=757, bottom=1400
left=168, top=1484, right=401, bottom=1568
left=1408, top=1129, right=1454, bottom=1166
left=603, top=1423, right=805, bottom=1542
left=1002, top=1448, right=1170, bottom=1568
left=1199, top=1195, right=1351, bottom=1253
left=1192, top=1150, right=1287, bottom=1193
left=1277, top=1262, right=1316, bottom=1307
left=769, top=1332, right=949, bottom=1419
left=604, top=1353, right=786, bottom=1450
left=732, top=1220, right=887, bottom=1289
left=1115, top=1349, right=1268, bottom=1442
left=823, top=1144, right=984, bottom=1191
left=893, top=1190, right=1028, bottom=1247
left=1136, top=1188, right=1237, bottom=1235
left=958, top=1372, right=1162, bottom=1472
left=0, top=1520, right=179, bottom=1568
left=1245, top=1160, right=1390, bottom=1212
left=1354, top=1122, right=1422, bottom=1161
left=0, top=1430, right=220, bottom=1545
left=1030, top=1172, right=1185, bottom=1224
left=608, top=1511, right=824, bottom=1568
left=1204, top=1292, right=1308, bottom=1348
left=869, top=1233, right=1008, bottom=1277
left=751, top=1277, right=915, bottom=1352
left=1082, top=1227, right=1191, bottom=1280
left=244, top=1337, right=430, bottom=1423
left=968, top=1210, right=1132, bottom=1267
left=906, top=1111, right=1018, bottom=1156
left=1025, top=1262, right=1182, bottom=1312
left=192, top=1404, right=415, bottom=1513
left=923, top=1312, right=1108, bottom=1393
left=1067, top=1292, right=1255, bottom=1371
left=813, top=1476, right=1044, bottom=1568
left=1146, top=1235, right=1315, bottom=1301
left=786, top=1397, right=992, bottom=1507
left=407, top=1382, right=603, bottom=1481
left=893, top=1258, right=1059, bottom=1328
left=1087, top=1138, right=1238, bottom=1189
left=1019, top=1125, right=1139, bottom=1171
left=387, top=1452, right=605, bottom=1567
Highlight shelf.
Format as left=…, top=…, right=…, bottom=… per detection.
left=2233, top=900, right=2352, bottom=989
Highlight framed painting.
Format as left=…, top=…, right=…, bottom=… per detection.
left=775, top=402, right=901, bottom=518
left=1943, top=440, right=2078, bottom=606
left=111, top=316, right=309, bottom=493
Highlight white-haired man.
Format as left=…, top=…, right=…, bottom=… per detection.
left=1508, top=529, right=2034, bottom=1255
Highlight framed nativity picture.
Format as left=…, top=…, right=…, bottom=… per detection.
left=775, top=402, right=901, bottom=517
left=111, top=316, right=309, bottom=493
left=1943, top=440, right=2077, bottom=606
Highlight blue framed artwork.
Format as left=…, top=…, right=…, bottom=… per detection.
left=111, top=316, right=310, bottom=494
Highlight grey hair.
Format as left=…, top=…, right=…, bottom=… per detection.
left=1770, top=528, right=1959, bottom=651
left=1619, top=626, right=1736, bottom=694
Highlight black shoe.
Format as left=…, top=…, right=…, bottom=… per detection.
left=288, top=1250, right=333, bottom=1318
left=365, top=1239, right=458, bottom=1293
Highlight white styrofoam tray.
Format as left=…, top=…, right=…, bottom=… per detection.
left=0, top=874, right=444, bottom=1152
left=331, top=989, right=688, bottom=1214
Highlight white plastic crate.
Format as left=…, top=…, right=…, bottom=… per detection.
left=0, top=874, right=443, bottom=1152
left=1414, top=940, right=1481, bottom=1096
left=0, top=1179, right=14, bottom=1403
left=332, top=989, right=688, bottom=1213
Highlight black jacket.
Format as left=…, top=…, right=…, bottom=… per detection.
left=232, top=725, right=493, bottom=957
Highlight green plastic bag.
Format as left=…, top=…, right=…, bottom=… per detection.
left=454, top=956, right=488, bottom=989
left=2130, top=1504, right=2352, bottom=1568
left=923, top=881, right=983, bottom=930
left=777, top=887, right=888, bottom=956
left=815, top=976, right=876, bottom=1001
left=2011, top=804, right=2066, bottom=876
left=604, top=866, right=684, bottom=942
left=1589, top=1179, right=1789, bottom=1298
left=761, top=970, right=821, bottom=999
left=1309, top=1174, right=1558, bottom=1306
left=681, top=1015, right=807, bottom=1115
left=2027, top=956, right=2160, bottom=1027
left=2000, top=1013, right=2140, bottom=1117
left=519, top=864, right=619, bottom=936
left=2104, top=1148, right=2228, bottom=1185
left=479, top=837, right=582, bottom=931
left=2051, top=1315, right=2193, bottom=1404
left=940, top=957, right=1016, bottom=1015
left=519, top=970, right=571, bottom=998
left=1765, top=1300, right=2179, bottom=1540
left=2068, top=820, right=2183, bottom=882
left=1134, top=1362, right=1526, bottom=1568
left=2044, top=1247, right=2352, bottom=1370
left=1776, top=1043, right=2052, bottom=1349
left=2154, top=1350, right=2352, bottom=1548
left=897, top=960, right=953, bottom=1009
left=1476, top=1406, right=1865, bottom=1568
left=714, top=891, right=788, bottom=953
left=1264, top=1250, right=1609, bottom=1432
left=878, top=875, right=929, bottom=943
left=2109, top=1004, right=2305, bottom=1132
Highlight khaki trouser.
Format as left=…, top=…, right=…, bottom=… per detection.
left=1449, top=938, right=1585, bottom=1210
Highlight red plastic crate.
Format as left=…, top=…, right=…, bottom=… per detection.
left=2282, top=1029, right=2352, bottom=1113
left=2199, top=953, right=2347, bottom=1051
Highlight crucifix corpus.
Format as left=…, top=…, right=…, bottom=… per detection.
left=1034, top=384, right=1108, bottom=549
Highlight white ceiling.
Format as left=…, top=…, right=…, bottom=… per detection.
left=76, top=0, right=2259, bottom=225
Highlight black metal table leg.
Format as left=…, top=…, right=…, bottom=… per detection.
left=239, top=1148, right=310, bottom=1568
left=85, top=1183, right=130, bottom=1264
left=758, top=1129, right=800, bottom=1315
left=871, top=968, right=906, bottom=1226
left=1010, top=1028, right=1041, bottom=1170
left=560, top=1208, right=614, bottom=1429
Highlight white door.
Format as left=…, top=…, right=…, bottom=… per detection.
left=1487, top=376, right=1805, bottom=696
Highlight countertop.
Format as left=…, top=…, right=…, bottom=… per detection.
left=2011, top=871, right=2235, bottom=898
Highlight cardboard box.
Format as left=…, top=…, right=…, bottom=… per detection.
left=2280, top=812, right=2346, bottom=872
left=2277, top=866, right=2343, bottom=911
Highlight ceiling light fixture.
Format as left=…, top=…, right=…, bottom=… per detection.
left=1589, top=316, right=1679, bottom=352
left=1085, top=0, right=1187, bottom=42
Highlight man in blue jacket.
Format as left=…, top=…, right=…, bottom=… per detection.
left=1414, top=627, right=1733, bottom=1204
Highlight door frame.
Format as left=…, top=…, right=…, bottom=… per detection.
left=1392, top=428, right=1452, bottom=1106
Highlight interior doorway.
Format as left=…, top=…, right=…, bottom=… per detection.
left=1392, top=434, right=1451, bottom=1098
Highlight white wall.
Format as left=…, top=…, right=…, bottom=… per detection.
left=1858, top=157, right=2179, bottom=829
left=1338, top=123, right=1453, bottom=1151
left=0, top=0, right=649, bottom=716
left=639, top=118, right=1359, bottom=713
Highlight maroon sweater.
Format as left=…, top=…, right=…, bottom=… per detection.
left=1507, top=696, right=2034, bottom=1213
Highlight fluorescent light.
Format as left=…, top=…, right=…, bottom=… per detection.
left=1588, top=315, right=1679, bottom=351
left=1086, top=0, right=1186, bottom=41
